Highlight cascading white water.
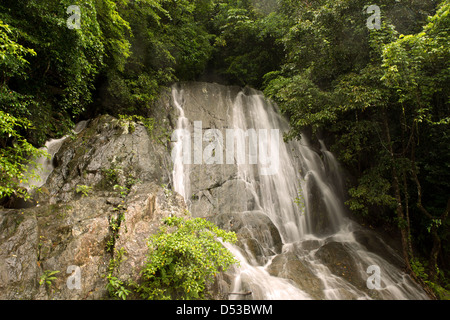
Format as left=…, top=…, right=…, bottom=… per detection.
left=221, top=241, right=313, bottom=300
left=21, top=120, right=88, bottom=190
left=170, top=83, right=429, bottom=300
left=171, top=88, right=190, bottom=201
left=230, top=91, right=307, bottom=243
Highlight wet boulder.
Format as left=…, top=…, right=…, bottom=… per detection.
left=211, top=211, right=283, bottom=265
left=315, top=241, right=366, bottom=291
left=267, top=252, right=325, bottom=300
left=40, top=115, right=172, bottom=204
left=353, top=230, right=405, bottom=269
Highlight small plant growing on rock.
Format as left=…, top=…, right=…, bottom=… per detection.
left=118, top=114, right=155, bottom=136
left=75, top=184, right=92, bottom=197
left=118, top=114, right=136, bottom=133
left=105, top=248, right=130, bottom=300
left=113, top=184, right=129, bottom=198
left=106, top=211, right=126, bottom=253
left=102, top=166, right=120, bottom=186
left=39, top=270, right=60, bottom=289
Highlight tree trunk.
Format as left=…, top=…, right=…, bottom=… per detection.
left=381, top=111, right=436, bottom=300
left=400, top=109, right=414, bottom=259
left=381, top=109, right=413, bottom=271
left=410, top=123, right=449, bottom=282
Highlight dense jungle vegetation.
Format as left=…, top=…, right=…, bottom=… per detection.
left=0, top=0, right=449, bottom=298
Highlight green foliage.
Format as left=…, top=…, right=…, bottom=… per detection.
left=117, top=114, right=171, bottom=146
left=0, top=18, right=49, bottom=200
left=113, top=184, right=129, bottom=199
left=118, top=114, right=155, bottom=136
left=264, top=72, right=336, bottom=137
left=98, top=0, right=214, bottom=115
left=103, top=215, right=238, bottom=300
left=39, top=270, right=60, bottom=288
left=265, top=0, right=450, bottom=294
left=208, top=0, right=286, bottom=87
left=379, top=1, right=450, bottom=269
left=105, top=175, right=129, bottom=255
left=346, top=170, right=396, bottom=217
left=75, top=184, right=93, bottom=197
left=107, top=275, right=131, bottom=300
left=0, top=110, right=48, bottom=199
left=102, top=166, right=119, bottom=186
left=106, top=207, right=126, bottom=253
left=0, top=19, right=36, bottom=80
left=411, top=257, right=428, bottom=281
left=105, top=247, right=131, bottom=300
left=118, top=114, right=137, bottom=133
left=411, top=257, right=450, bottom=300
left=0, top=0, right=131, bottom=144
left=381, top=2, right=450, bottom=119
left=136, top=216, right=238, bottom=300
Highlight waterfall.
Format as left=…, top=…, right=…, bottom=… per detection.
left=21, top=120, right=88, bottom=191
left=171, top=88, right=190, bottom=201
left=170, top=82, right=429, bottom=300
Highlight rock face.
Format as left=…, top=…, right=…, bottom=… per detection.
left=0, top=83, right=266, bottom=300
left=0, top=82, right=428, bottom=300
left=304, top=174, right=334, bottom=236
left=352, top=229, right=405, bottom=269
left=211, top=211, right=282, bottom=265
left=315, top=241, right=365, bottom=291
left=172, top=82, right=247, bottom=216
left=168, top=82, right=428, bottom=300
left=267, top=252, right=324, bottom=300
left=42, top=114, right=172, bottom=204
left=0, top=113, right=187, bottom=299
left=0, top=209, right=41, bottom=299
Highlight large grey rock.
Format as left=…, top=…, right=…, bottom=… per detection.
left=172, top=82, right=258, bottom=217
left=0, top=112, right=188, bottom=300
left=304, top=173, right=336, bottom=236
left=0, top=182, right=187, bottom=300
left=0, top=210, right=41, bottom=299
left=114, top=182, right=187, bottom=285
left=211, top=211, right=282, bottom=265
left=173, top=82, right=241, bottom=129
left=315, top=241, right=363, bottom=290
left=352, top=230, right=405, bottom=269
left=267, top=252, right=325, bottom=300
left=41, top=114, right=172, bottom=204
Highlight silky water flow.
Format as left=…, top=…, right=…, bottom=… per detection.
left=170, top=82, right=429, bottom=300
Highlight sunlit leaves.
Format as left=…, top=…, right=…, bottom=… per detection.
left=0, top=20, right=36, bottom=80
left=264, top=1, right=449, bottom=243
left=137, top=216, right=238, bottom=300
left=0, top=110, right=48, bottom=199
left=381, top=1, right=450, bottom=126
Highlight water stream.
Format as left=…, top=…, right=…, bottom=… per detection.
left=170, top=82, right=429, bottom=300
left=21, top=120, right=88, bottom=190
